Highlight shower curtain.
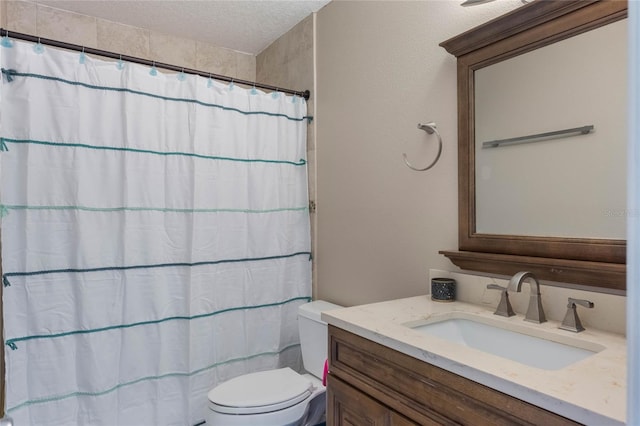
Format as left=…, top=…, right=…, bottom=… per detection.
left=0, top=40, right=311, bottom=425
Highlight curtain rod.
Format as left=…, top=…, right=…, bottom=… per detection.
left=0, top=28, right=311, bottom=101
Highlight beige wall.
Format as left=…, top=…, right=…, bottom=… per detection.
left=2, top=0, right=255, bottom=81
left=315, top=0, right=524, bottom=306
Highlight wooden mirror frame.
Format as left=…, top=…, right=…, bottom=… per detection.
left=439, top=0, right=627, bottom=291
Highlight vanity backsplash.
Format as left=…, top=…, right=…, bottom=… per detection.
left=429, top=269, right=626, bottom=336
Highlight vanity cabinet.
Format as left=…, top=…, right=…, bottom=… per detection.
left=327, top=325, right=581, bottom=426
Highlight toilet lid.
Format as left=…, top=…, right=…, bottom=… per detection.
left=207, top=367, right=313, bottom=415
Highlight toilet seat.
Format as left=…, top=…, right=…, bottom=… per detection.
left=207, top=367, right=313, bottom=415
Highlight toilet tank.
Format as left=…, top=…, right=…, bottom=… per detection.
left=298, top=300, right=342, bottom=379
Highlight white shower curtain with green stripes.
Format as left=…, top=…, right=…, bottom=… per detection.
left=0, top=40, right=311, bottom=425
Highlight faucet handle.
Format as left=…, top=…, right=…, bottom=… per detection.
left=486, top=284, right=516, bottom=317
left=559, top=297, right=594, bottom=333
left=568, top=298, right=594, bottom=309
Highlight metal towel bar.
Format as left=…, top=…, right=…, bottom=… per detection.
left=482, top=125, right=594, bottom=149
left=403, top=122, right=443, bottom=171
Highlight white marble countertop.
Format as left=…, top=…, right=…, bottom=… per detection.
left=322, top=296, right=626, bottom=425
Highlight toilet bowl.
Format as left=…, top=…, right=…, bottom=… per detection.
left=205, top=300, right=341, bottom=426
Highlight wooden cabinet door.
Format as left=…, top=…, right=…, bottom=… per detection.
left=327, top=375, right=417, bottom=426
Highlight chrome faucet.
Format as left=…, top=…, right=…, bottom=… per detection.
left=560, top=297, right=594, bottom=332
left=486, top=284, right=515, bottom=317
left=508, top=271, right=546, bottom=323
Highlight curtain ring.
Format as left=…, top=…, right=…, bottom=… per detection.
left=402, top=122, right=443, bottom=172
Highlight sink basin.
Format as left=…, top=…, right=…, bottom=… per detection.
left=407, top=315, right=604, bottom=370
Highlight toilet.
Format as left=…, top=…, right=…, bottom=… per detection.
left=206, top=300, right=342, bottom=426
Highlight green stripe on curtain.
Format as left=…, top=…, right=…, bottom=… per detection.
left=5, top=296, right=311, bottom=350
left=0, top=68, right=313, bottom=122
left=6, top=341, right=303, bottom=413
left=3, top=251, right=313, bottom=288
left=0, top=204, right=308, bottom=215
left=0, top=137, right=307, bottom=166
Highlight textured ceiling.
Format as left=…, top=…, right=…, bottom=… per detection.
left=36, top=0, right=331, bottom=55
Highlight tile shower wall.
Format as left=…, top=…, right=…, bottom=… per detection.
left=2, top=0, right=256, bottom=81
left=256, top=15, right=317, bottom=297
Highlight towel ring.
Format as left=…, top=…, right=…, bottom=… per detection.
left=403, top=122, right=443, bottom=171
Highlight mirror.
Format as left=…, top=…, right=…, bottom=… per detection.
left=439, top=0, right=627, bottom=291
left=475, top=18, right=627, bottom=239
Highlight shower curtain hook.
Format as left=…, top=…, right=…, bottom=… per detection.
left=251, top=82, right=258, bottom=95
left=177, top=67, right=186, bottom=81
left=79, top=46, right=86, bottom=64
left=228, top=78, right=235, bottom=91
left=116, top=54, right=125, bottom=70
left=207, top=73, right=213, bottom=88
left=1, top=29, right=13, bottom=48
left=149, top=61, right=158, bottom=76
left=33, top=37, right=44, bottom=54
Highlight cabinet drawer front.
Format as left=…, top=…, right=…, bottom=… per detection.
left=327, top=375, right=419, bottom=426
left=329, top=326, right=581, bottom=426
